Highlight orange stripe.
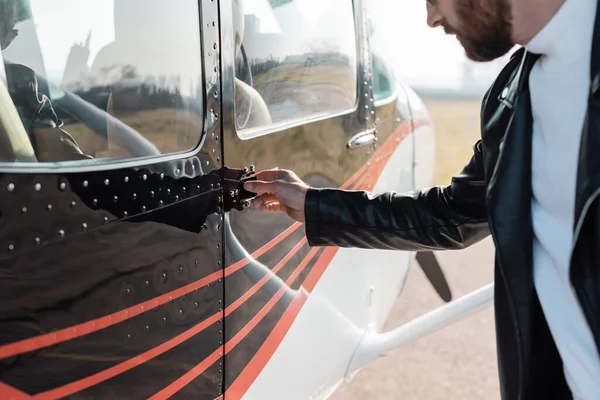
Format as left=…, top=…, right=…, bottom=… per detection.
left=226, top=295, right=307, bottom=400
left=0, top=223, right=302, bottom=361
left=299, top=247, right=339, bottom=294
left=31, top=239, right=309, bottom=399
left=360, top=122, right=414, bottom=191
left=340, top=162, right=369, bottom=190
left=225, top=247, right=339, bottom=399
left=149, top=248, right=320, bottom=399
left=148, top=347, right=223, bottom=400
left=0, top=270, right=220, bottom=361
left=32, top=313, right=222, bottom=400
left=339, top=119, right=423, bottom=190
left=225, top=238, right=307, bottom=317
left=224, top=223, right=303, bottom=278
left=225, top=248, right=318, bottom=352
left=353, top=171, right=371, bottom=191
left=0, top=382, right=30, bottom=400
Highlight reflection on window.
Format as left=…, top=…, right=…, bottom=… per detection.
left=234, top=0, right=358, bottom=136
left=0, top=0, right=203, bottom=164
left=372, top=53, right=395, bottom=103
left=364, top=7, right=396, bottom=103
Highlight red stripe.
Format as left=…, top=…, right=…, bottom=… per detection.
left=225, top=238, right=307, bottom=317
left=0, top=270, right=220, bottom=361
left=149, top=248, right=320, bottom=399
left=0, top=382, right=30, bottom=400
left=0, top=223, right=302, bottom=361
left=148, top=348, right=223, bottom=400
left=226, top=295, right=307, bottom=400
left=353, top=171, right=371, bottom=191
left=224, top=223, right=303, bottom=278
left=299, top=247, right=339, bottom=294
left=31, top=239, right=309, bottom=399
left=32, top=313, right=222, bottom=400
left=340, top=162, right=369, bottom=190
left=225, top=248, right=318, bottom=352
left=225, top=247, right=339, bottom=399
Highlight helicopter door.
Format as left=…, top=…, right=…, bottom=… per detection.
left=217, top=0, right=388, bottom=398
left=0, top=0, right=226, bottom=398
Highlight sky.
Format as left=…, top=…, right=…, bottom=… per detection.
left=1, top=0, right=116, bottom=82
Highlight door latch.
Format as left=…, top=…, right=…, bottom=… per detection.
left=222, top=165, right=258, bottom=211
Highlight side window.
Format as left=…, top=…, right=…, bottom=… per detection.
left=0, top=0, right=203, bottom=164
left=234, top=0, right=358, bottom=136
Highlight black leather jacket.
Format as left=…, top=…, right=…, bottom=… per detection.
left=304, top=10, right=600, bottom=399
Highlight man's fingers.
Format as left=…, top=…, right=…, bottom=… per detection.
left=252, top=194, right=278, bottom=208
left=253, top=168, right=283, bottom=182
left=244, top=179, right=282, bottom=195
left=261, top=201, right=283, bottom=213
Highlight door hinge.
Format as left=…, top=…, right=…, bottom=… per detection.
left=221, top=165, right=257, bottom=212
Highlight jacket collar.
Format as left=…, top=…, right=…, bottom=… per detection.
left=487, top=48, right=540, bottom=276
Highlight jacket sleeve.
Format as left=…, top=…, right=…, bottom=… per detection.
left=304, top=140, right=490, bottom=251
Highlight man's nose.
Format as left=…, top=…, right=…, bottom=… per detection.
left=426, top=3, right=443, bottom=28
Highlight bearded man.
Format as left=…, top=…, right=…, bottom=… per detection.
left=243, top=0, right=600, bottom=398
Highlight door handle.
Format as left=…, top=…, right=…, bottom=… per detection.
left=347, top=128, right=377, bottom=150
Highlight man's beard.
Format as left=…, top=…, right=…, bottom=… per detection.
left=446, top=0, right=514, bottom=62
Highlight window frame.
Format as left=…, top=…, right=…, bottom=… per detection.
left=0, top=0, right=216, bottom=173
left=222, top=0, right=378, bottom=141
left=374, top=85, right=399, bottom=109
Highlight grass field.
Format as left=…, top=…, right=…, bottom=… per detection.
left=422, top=97, right=483, bottom=186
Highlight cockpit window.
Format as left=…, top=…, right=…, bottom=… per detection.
left=233, top=0, right=358, bottom=137
left=0, top=0, right=204, bottom=165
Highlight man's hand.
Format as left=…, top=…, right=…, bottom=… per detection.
left=243, top=169, right=309, bottom=222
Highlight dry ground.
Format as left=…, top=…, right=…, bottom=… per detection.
left=330, top=98, right=500, bottom=400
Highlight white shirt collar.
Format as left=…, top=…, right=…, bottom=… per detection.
left=526, top=0, right=596, bottom=73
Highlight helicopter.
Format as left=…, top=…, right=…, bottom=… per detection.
left=0, top=0, right=493, bottom=399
